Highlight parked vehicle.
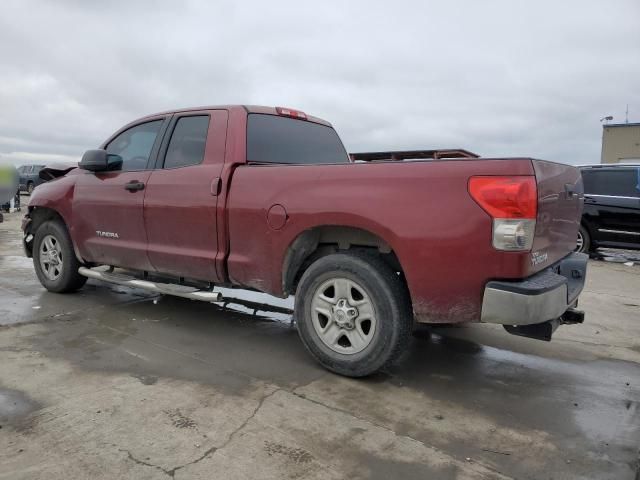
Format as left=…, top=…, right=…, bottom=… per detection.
left=18, top=164, right=46, bottom=194
left=22, top=105, right=588, bottom=376
left=576, top=164, right=640, bottom=254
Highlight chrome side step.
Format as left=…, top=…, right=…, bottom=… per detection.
left=78, top=266, right=222, bottom=302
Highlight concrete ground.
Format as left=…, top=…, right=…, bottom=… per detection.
left=0, top=210, right=638, bottom=480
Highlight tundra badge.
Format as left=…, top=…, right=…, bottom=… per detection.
left=530, top=250, right=548, bottom=266
left=96, top=231, right=120, bottom=239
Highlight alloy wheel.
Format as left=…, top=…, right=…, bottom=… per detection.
left=310, top=277, right=377, bottom=354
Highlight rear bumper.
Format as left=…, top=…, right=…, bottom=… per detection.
left=481, top=252, right=588, bottom=325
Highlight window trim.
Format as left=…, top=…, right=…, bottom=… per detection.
left=155, top=113, right=211, bottom=170
left=102, top=117, right=169, bottom=172
left=584, top=194, right=639, bottom=200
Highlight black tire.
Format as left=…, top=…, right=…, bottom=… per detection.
left=294, top=252, right=412, bottom=377
left=33, top=220, right=87, bottom=293
left=27, top=182, right=34, bottom=195
left=576, top=224, right=591, bottom=254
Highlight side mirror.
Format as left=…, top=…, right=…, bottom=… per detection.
left=79, top=150, right=123, bottom=172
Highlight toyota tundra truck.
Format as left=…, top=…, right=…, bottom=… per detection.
left=22, top=105, right=588, bottom=377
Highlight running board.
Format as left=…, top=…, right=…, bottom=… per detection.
left=78, top=266, right=222, bottom=302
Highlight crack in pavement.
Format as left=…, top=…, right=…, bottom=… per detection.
left=289, top=389, right=513, bottom=480
left=119, top=388, right=282, bottom=478
left=119, top=449, right=175, bottom=478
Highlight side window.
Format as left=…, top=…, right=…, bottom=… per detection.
left=106, top=120, right=163, bottom=171
left=582, top=169, right=640, bottom=197
left=163, top=116, right=209, bottom=169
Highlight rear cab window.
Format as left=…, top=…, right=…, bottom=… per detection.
left=582, top=168, right=640, bottom=197
left=246, top=114, right=349, bottom=165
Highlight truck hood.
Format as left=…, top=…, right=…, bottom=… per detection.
left=39, top=162, right=79, bottom=181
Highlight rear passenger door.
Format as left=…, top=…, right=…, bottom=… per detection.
left=143, top=110, right=228, bottom=282
left=582, top=168, right=640, bottom=246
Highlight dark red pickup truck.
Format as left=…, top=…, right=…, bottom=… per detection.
left=22, top=105, right=588, bottom=376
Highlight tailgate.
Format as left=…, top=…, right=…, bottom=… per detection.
left=530, top=160, right=583, bottom=272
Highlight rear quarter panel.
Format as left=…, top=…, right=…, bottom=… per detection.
left=226, top=159, right=536, bottom=323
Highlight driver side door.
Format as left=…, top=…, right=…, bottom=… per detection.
left=72, top=117, right=169, bottom=270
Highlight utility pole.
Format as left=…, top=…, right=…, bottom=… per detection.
left=625, top=104, right=629, bottom=124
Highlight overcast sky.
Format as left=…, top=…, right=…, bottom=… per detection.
left=1, top=0, right=638, bottom=166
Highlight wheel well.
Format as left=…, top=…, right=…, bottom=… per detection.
left=282, top=226, right=406, bottom=296
left=24, top=207, right=66, bottom=258
left=580, top=220, right=594, bottom=239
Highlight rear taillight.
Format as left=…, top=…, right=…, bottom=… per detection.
left=276, top=106, right=307, bottom=120
left=469, top=176, right=538, bottom=251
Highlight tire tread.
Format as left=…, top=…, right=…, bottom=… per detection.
left=33, top=220, right=86, bottom=293
left=295, top=250, right=412, bottom=377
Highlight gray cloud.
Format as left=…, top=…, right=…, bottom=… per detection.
left=0, top=0, right=638, bottom=166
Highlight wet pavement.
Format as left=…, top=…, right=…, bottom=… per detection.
left=0, top=211, right=639, bottom=479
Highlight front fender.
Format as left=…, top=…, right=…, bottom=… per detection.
left=25, top=174, right=83, bottom=262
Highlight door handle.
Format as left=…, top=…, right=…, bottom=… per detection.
left=583, top=195, right=596, bottom=204
left=124, top=180, right=145, bottom=192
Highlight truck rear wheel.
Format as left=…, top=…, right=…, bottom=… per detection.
left=294, top=252, right=412, bottom=377
left=33, top=220, right=87, bottom=293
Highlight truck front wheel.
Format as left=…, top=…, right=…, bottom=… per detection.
left=33, top=220, right=87, bottom=293
left=294, top=252, right=412, bottom=377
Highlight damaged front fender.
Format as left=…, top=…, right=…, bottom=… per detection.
left=22, top=214, right=34, bottom=258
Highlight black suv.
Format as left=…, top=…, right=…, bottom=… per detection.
left=577, top=164, right=640, bottom=253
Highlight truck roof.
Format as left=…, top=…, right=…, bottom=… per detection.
left=132, top=105, right=333, bottom=127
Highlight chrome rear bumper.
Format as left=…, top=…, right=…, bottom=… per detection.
left=481, top=252, right=588, bottom=326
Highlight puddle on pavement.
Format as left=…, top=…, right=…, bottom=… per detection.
left=0, top=255, right=34, bottom=270
left=0, top=387, right=40, bottom=424
left=573, top=397, right=639, bottom=443
left=419, top=329, right=637, bottom=389
left=398, top=327, right=640, bottom=447
left=595, top=248, right=640, bottom=265
left=214, top=287, right=294, bottom=324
